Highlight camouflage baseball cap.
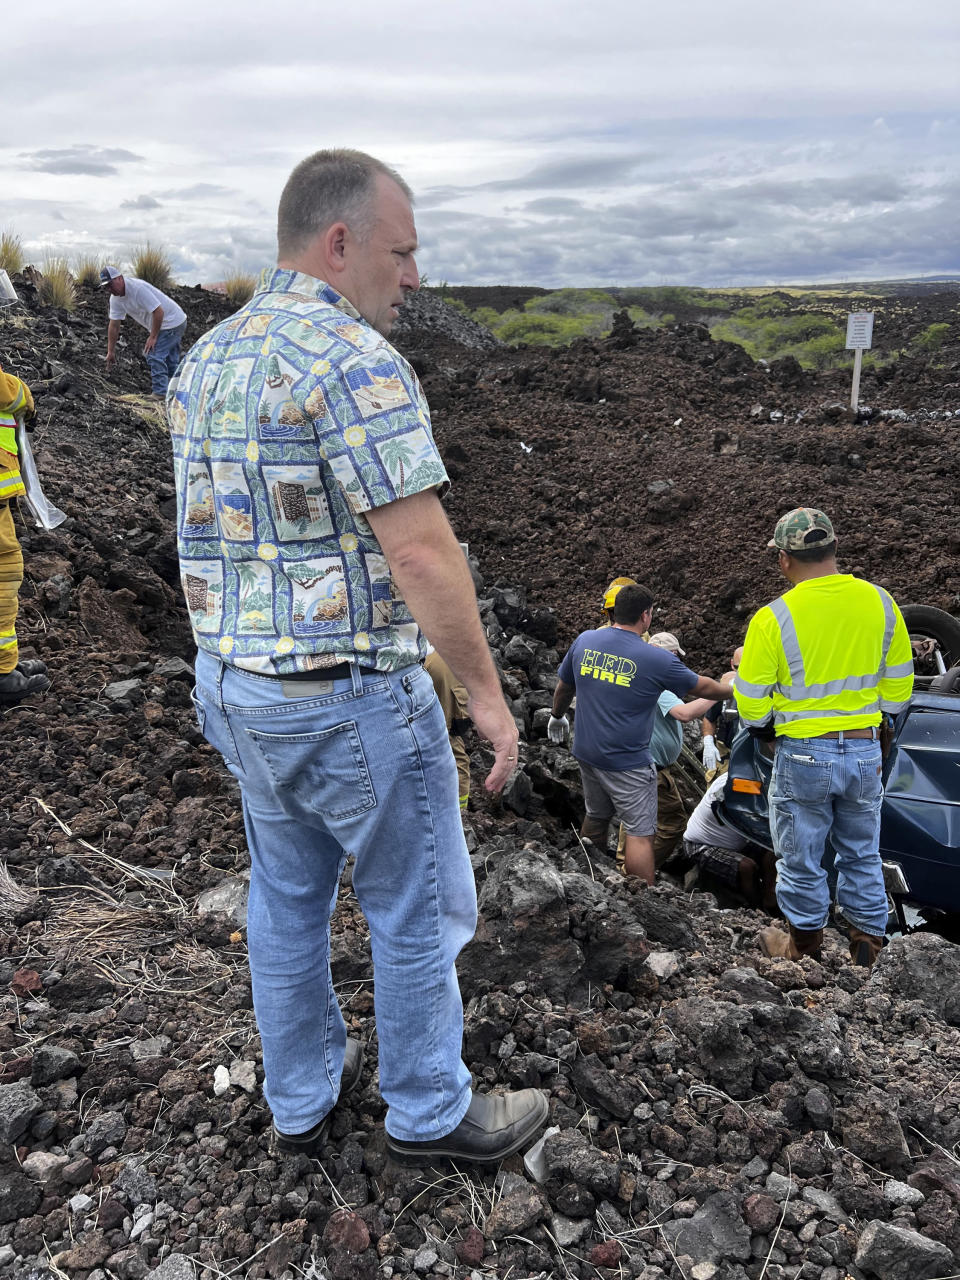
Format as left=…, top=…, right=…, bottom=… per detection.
left=767, top=507, right=835, bottom=552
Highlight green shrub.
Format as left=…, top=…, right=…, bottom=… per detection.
left=791, top=332, right=846, bottom=370
left=471, top=306, right=501, bottom=331
left=494, top=311, right=590, bottom=346
left=131, top=241, right=173, bottom=289
left=37, top=257, right=77, bottom=311
left=626, top=306, right=661, bottom=329
left=526, top=288, right=617, bottom=317
left=223, top=271, right=257, bottom=307
left=440, top=295, right=470, bottom=317
left=911, top=322, right=951, bottom=353
left=711, top=308, right=847, bottom=368
left=0, top=230, right=24, bottom=276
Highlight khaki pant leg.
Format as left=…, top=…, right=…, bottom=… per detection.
left=653, top=767, right=687, bottom=869
left=425, top=651, right=471, bottom=809
left=0, top=502, right=23, bottom=675
left=615, top=823, right=626, bottom=871
left=451, top=735, right=471, bottom=809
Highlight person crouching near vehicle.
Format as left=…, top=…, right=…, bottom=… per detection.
left=734, top=507, right=914, bottom=967
left=549, top=584, right=734, bottom=884
left=682, top=775, right=777, bottom=910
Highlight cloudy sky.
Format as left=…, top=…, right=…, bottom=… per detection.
left=7, top=1, right=959, bottom=288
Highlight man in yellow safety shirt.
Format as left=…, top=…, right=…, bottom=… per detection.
left=734, top=507, right=913, bottom=967
left=0, top=363, right=51, bottom=705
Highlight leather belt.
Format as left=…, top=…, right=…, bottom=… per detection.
left=810, top=727, right=878, bottom=740
left=259, top=661, right=354, bottom=682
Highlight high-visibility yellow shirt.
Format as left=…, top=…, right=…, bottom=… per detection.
left=733, top=574, right=914, bottom=738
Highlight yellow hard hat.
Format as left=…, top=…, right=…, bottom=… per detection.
left=602, top=576, right=637, bottom=611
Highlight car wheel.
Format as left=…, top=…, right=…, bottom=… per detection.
left=901, top=604, right=960, bottom=680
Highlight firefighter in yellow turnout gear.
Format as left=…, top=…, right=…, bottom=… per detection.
left=0, top=363, right=50, bottom=704
left=734, top=508, right=913, bottom=968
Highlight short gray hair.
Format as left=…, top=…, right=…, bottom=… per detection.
left=277, top=148, right=412, bottom=258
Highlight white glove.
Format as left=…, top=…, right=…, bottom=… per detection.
left=702, top=735, right=719, bottom=772
left=547, top=714, right=570, bottom=745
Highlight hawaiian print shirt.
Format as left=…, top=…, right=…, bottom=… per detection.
left=167, top=268, right=449, bottom=674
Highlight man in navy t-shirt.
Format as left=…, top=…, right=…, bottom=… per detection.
left=550, top=584, right=735, bottom=884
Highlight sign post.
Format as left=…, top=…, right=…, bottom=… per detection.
left=845, top=312, right=874, bottom=412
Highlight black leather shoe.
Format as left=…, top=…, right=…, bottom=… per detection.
left=16, top=659, right=48, bottom=677
left=0, top=668, right=51, bottom=705
left=272, top=1036, right=364, bottom=1156
left=385, top=1088, right=549, bottom=1166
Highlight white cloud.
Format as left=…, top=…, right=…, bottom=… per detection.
left=5, top=0, right=958, bottom=286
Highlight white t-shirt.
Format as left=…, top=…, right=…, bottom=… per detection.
left=683, top=775, right=747, bottom=851
left=109, top=276, right=186, bottom=332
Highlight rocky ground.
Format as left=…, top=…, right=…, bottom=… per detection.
left=1, top=276, right=959, bottom=1280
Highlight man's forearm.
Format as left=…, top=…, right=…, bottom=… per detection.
left=106, top=319, right=120, bottom=358
left=691, top=675, right=736, bottom=702
left=149, top=307, right=164, bottom=340
left=392, top=549, right=500, bottom=699
left=553, top=680, right=574, bottom=717
left=365, top=493, right=500, bottom=702
left=672, top=696, right=721, bottom=723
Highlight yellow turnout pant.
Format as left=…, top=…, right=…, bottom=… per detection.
left=0, top=501, right=24, bottom=675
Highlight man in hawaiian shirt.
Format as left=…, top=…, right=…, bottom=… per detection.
left=169, top=149, right=547, bottom=1166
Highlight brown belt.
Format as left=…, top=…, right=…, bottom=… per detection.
left=810, top=727, right=878, bottom=740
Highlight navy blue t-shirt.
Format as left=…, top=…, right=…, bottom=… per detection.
left=558, top=627, right=699, bottom=770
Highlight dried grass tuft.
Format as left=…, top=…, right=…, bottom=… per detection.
left=0, top=230, right=24, bottom=275
left=73, top=253, right=104, bottom=287
left=0, top=862, right=39, bottom=921
left=131, top=241, right=173, bottom=290
left=223, top=271, right=257, bottom=308
left=37, top=257, right=77, bottom=312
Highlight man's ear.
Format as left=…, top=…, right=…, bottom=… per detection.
left=323, top=222, right=350, bottom=274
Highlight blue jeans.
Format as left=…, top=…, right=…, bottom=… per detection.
left=192, top=650, right=475, bottom=1140
left=769, top=731, right=888, bottom=936
left=146, top=321, right=186, bottom=394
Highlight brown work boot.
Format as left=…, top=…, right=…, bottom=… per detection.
left=759, top=923, right=823, bottom=961
left=580, top=816, right=610, bottom=852
left=848, top=927, right=884, bottom=967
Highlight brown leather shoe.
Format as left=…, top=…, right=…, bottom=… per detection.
left=848, top=927, right=884, bottom=967
left=385, top=1088, right=549, bottom=1166
left=760, top=924, right=823, bottom=961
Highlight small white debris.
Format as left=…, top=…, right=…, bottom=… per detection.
left=229, top=1059, right=258, bottom=1093
left=213, top=1065, right=231, bottom=1096
left=130, top=1212, right=155, bottom=1241
left=646, top=951, right=680, bottom=980
left=673, top=418, right=682, bottom=426
left=522, top=1125, right=560, bottom=1183
left=519, top=441, right=533, bottom=453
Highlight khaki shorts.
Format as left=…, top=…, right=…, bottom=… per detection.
left=579, top=760, right=657, bottom=838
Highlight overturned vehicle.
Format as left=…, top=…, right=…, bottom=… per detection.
left=717, top=605, right=960, bottom=921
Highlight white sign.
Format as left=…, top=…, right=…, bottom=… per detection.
left=845, top=312, right=874, bottom=350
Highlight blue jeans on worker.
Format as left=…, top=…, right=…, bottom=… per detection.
left=146, top=321, right=186, bottom=394
left=769, top=729, right=888, bottom=937
left=192, top=650, right=475, bottom=1141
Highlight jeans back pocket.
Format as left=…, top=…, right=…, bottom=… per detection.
left=777, top=750, right=832, bottom=804
left=245, top=720, right=376, bottom=822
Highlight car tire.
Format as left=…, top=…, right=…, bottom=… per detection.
left=901, top=604, right=960, bottom=673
